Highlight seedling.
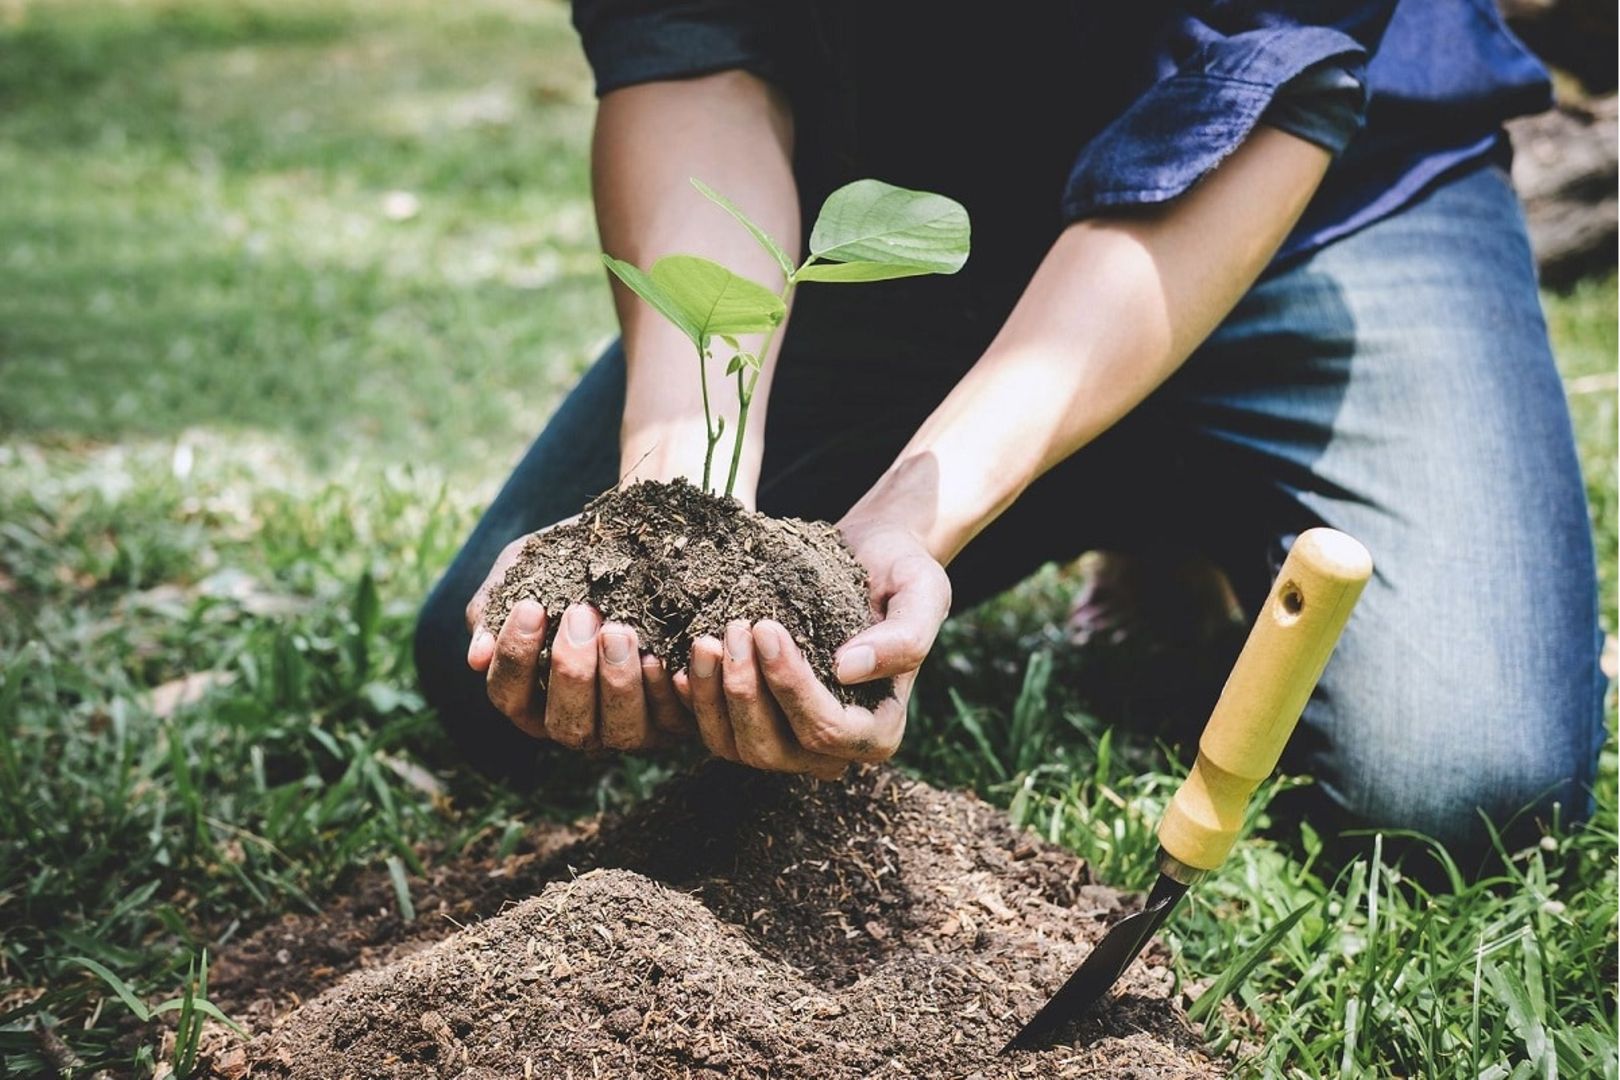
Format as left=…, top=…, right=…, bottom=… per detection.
left=603, top=178, right=970, bottom=496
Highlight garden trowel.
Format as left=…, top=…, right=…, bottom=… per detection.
left=1002, top=528, right=1372, bottom=1053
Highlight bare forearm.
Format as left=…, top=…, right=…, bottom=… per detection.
left=846, top=128, right=1334, bottom=560
left=592, top=72, right=798, bottom=498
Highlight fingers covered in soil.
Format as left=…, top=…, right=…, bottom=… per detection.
left=481, top=480, right=893, bottom=711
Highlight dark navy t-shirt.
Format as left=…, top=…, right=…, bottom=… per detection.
left=571, top=1, right=1550, bottom=294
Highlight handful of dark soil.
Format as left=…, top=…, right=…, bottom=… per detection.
left=482, top=479, right=891, bottom=709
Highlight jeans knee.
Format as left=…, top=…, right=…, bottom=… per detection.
left=1343, top=703, right=1600, bottom=855
left=1307, top=572, right=1606, bottom=857
left=413, top=578, right=470, bottom=709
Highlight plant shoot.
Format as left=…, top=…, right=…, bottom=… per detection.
left=603, top=178, right=970, bottom=497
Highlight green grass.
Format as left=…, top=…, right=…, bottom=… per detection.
left=0, top=2, right=1613, bottom=1076
left=0, top=0, right=608, bottom=474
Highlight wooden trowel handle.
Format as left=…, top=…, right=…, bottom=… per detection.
left=1158, top=528, right=1373, bottom=873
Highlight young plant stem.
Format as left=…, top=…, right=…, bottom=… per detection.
left=697, top=341, right=717, bottom=492
left=724, top=280, right=794, bottom=498
left=727, top=367, right=750, bottom=498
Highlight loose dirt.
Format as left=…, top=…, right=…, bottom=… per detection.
left=481, top=479, right=890, bottom=709
left=214, top=764, right=1223, bottom=1078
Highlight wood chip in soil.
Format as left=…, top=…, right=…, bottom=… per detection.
left=211, top=764, right=1225, bottom=1078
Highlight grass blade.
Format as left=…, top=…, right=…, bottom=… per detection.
left=387, top=855, right=417, bottom=922
left=70, top=957, right=152, bottom=1021
left=1187, top=901, right=1313, bottom=1025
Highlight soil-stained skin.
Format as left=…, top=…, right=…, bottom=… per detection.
left=218, top=764, right=1224, bottom=1079
left=482, top=479, right=893, bottom=710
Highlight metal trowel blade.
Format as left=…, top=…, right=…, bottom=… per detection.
left=1000, top=875, right=1188, bottom=1053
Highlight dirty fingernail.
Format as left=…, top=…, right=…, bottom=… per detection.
left=601, top=629, right=632, bottom=665
left=753, top=623, right=781, bottom=661
left=513, top=601, right=543, bottom=634
left=468, top=628, right=492, bottom=661
left=836, top=644, right=875, bottom=683
left=692, top=646, right=717, bottom=679
left=565, top=605, right=597, bottom=645
left=725, top=622, right=751, bottom=662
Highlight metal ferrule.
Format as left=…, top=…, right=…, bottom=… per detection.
left=1155, top=848, right=1209, bottom=887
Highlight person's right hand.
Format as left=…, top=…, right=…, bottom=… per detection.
left=463, top=531, right=693, bottom=752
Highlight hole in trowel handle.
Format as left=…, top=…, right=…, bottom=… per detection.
left=1277, top=581, right=1305, bottom=621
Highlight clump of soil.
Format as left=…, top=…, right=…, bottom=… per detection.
left=482, top=479, right=890, bottom=709
left=217, top=765, right=1223, bottom=1078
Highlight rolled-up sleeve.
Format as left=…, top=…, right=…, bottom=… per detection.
left=1062, top=4, right=1396, bottom=222
left=572, top=0, right=785, bottom=97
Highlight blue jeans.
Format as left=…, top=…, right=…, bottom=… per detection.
left=416, top=163, right=1607, bottom=853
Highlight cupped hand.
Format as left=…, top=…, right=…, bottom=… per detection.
left=672, top=517, right=951, bottom=778
left=464, top=530, right=693, bottom=751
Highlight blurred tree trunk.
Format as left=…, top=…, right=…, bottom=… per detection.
left=1507, top=96, right=1616, bottom=286
left=1498, top=1, right=1616, bottom=284
left=1499, top=0, right=1616, bottom=94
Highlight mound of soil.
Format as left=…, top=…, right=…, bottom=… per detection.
left=215, top=765, right=1223, bottom=1078
left=481, top=479, right=890, bottom=709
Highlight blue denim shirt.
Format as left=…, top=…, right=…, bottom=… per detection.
left=572, top=2, right=1550, bottom=274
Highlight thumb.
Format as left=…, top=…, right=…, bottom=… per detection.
left=834, top=555, right=950, bottom=684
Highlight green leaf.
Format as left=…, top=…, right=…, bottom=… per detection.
left=1485, top=955, right=1551, bottom=1068
left=1187, top=901, right=1314, bottom=1024
left=946, top=688, right=1006, bottom=782
left=387, top=855, right=416, bottom=921
left=150, top=996, right=246, bottom=1036
left=71, top=957, right=152, bottom=1021
left=602, top=254, right=785, bottom=347
left=723, top=349, right=761, bottom=376
left=690, top=178, right=795, bottom=278
left=806, top=179, right=969, bottom=279
left=601, top=255, right=701, bottom=343
left=351, top=569, right=380, bottom=637
left=649, top=255, right=784, bottom=340
left=792, top=260, right=937, bottom=283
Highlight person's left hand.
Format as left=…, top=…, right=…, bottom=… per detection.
left=672, top=515, right=951, bottom=778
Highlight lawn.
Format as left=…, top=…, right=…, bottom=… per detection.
left=0, top=1, right=1614, bottom=1076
